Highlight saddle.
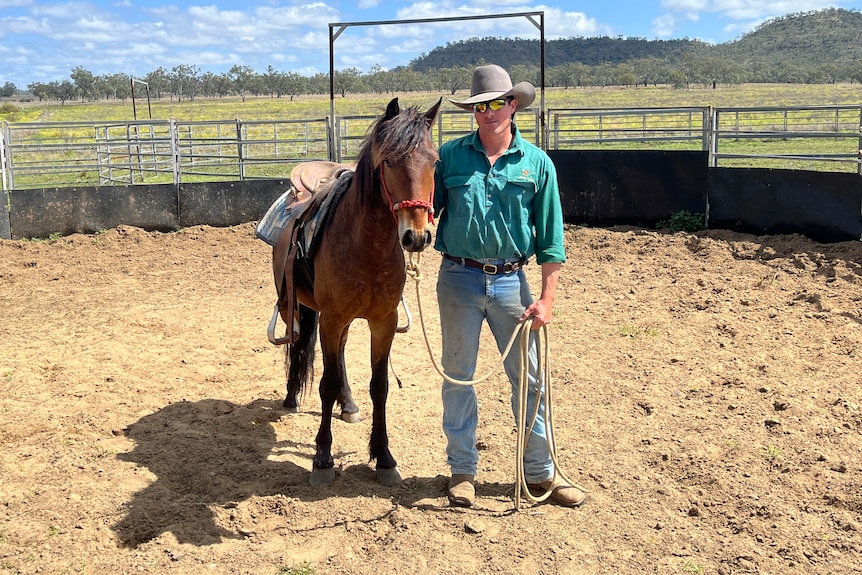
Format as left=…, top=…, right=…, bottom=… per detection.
left=290, top=160, right=352, bottom=197
left=268, top=161, right=354, bottom=345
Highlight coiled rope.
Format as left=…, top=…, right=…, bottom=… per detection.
left=404, top=252, right=588, bottom=509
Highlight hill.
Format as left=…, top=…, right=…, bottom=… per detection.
left=408, top=8, right=862, bottom=72
left=716, top=8, right=862, bottom=67
left=410, top=36, right=703, bottom=71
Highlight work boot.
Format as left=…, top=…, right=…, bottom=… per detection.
left=527, top=475, right=587, bottom=507
left=448, top=474, right=475, bottom=507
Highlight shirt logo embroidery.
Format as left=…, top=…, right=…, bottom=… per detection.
left=521, top=169, right=530, bottom=177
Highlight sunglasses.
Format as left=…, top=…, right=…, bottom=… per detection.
left=471, top=98, right=511, bottom=113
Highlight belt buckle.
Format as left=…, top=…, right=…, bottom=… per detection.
left=482, top=263, right=498, bottom=274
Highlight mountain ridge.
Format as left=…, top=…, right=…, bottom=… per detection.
left=408, top=8, right=862, bottom=76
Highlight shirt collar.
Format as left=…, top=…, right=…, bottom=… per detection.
left=467, top=125, right=525, bottom=158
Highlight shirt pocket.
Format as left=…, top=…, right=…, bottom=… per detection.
left=500, top=177, right=537, bottom=211
left=444, top=173, right=484, bottom=217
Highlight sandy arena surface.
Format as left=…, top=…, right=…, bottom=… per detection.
left=1, top=222, right=860, bottom=574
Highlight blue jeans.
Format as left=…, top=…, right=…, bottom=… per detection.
left=436, top=257, right=554, bottom=483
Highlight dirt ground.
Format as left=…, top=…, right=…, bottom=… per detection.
left=1, top=222, right=860, bottom=575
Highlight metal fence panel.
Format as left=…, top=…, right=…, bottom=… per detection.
left=3, top=104, right=861, bottom=191
left=709, top=105, right=862, bottom=174
left=547, top=107, right=710, bottom=151
left=2, top=117, right=331, bottom=190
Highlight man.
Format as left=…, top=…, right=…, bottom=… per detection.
left=433, top=64, right=586, bottom=508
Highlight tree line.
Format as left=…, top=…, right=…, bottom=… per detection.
left=8, top=52, right=862, bottom=107
left=4, top=8, right=860, bottom=105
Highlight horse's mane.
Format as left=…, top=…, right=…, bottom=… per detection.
left=353, top=104, right=432, bottom=203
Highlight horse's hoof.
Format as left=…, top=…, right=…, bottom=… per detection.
left=309, top=467, right=336, bottom=486
left=284, top=406, right=299, bottom=414
left=341, top=410, right=361, bottom=423
left=376, top=467, right=402, bottom=486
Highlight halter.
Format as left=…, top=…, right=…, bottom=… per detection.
left=379, top=162, right=435, bottom=225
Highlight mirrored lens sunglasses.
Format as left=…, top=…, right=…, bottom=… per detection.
left=471, top=98, right=510, bottom=113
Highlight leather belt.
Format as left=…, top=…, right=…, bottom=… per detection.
left=443, top=253, right=527, bottom=275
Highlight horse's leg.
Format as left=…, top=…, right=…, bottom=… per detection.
left=309, top=317, right=349, bottom=486
left=283, top=305, right=319, bottom=412
left=337, top=341, right=360, bottom=423
left=368, top=312, right=401, bottom=486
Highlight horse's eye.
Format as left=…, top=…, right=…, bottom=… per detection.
left=383, top=159, right=393, bottom=168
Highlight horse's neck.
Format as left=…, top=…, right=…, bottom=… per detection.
left=337, top=179, right=399, bottom=251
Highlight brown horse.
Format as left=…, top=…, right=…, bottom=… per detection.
left=274, top=97, right=441, bottom=486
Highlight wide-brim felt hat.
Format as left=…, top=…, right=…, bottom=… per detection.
left=449, top=64, right=536, bottom=112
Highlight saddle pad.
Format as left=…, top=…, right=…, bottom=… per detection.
left=255, top=187, right=313, bottom=246
left=301, top=170, right=353, bottom=258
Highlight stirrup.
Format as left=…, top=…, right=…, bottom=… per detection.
left=267, top=304, right=299, bottom=345
left=396, top=295, right=412, bottom=334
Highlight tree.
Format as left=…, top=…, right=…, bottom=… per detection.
left=143, top=68, right=170, bottom=99
left=198, top=71, right=218, bottom=98
left=111, top=74, right=132, bottom=102
left=334, top=67, right=362, bottom=97
left=392, top=68, right=431, bottom=92
left=554, top=62, right=590, bottom=89
left=631, top=57, right=668, bottom=86
left=668, top=70, right=688, bottom=89
left=53, top=80, right=76, bottom=105
left=70, top=66, right=96, bottom=101
left=262, top=66, right=282, bottom=97
left=592, top=62, right=617, bottom=87
left=170, top=64, right=200, bottom=102
left=687, top=55, right=743, bottom=88
left=614, top=63, right=636, bottom=87
left=815, top=62, right=841, bottom=84
left=306, top=73, right=329, bottom=95
left=509, top=64, right=539, bottom=88
left=437, top=66, right=472, bottom=95
left=282, top=72, right=307, bottom=100
left=229, top=65, right=257, bottom=101
left=27, top=82, right=51, bottom=101
left=366, top=64, right=389, bottom=94
left=96, top=73, right=131, bottom=101
left=1, top=82, right=16, bottom=97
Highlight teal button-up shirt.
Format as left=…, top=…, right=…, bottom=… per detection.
left=433, top=126, right=566, bottom=265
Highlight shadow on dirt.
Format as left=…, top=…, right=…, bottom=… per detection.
left=112, top=397, right=462, bottom=547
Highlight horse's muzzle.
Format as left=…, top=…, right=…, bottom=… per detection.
left=401, top=228, right=432, bottom=252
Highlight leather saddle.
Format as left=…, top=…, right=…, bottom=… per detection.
left=268, top=161, right=354, bottom=345
left=290, top=160, right=352, bottom=196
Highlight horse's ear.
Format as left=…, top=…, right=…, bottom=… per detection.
left=385, top=98, right=400, bottom=120
left=425, top=97, right=443, bottom=126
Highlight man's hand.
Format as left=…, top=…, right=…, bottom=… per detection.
left=520, top=299, right=553, bottom=330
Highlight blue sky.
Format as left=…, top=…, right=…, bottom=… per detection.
left=1, top=0, right=859, bottom=87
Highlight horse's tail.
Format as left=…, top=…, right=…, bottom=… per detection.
left=283, top=304, right=319, bottom=411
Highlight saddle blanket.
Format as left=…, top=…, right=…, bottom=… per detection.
left=254, top=169, right=354, bottom=248
left=255, top=188, right=308, bottom=246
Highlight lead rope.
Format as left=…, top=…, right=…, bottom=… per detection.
left=404, top=252, right=588, bottom=509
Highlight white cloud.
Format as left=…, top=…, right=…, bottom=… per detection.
left=30, top=2, right=90, bottom=19
left=652, top=13, right=677, bottom=37
left=661, top=0, right=709, bottom=10
left=0, top=16, right=51, bottom=36
left=542, top=7, right=610, bottom=39
left=665, top=0, right=843, bottom=21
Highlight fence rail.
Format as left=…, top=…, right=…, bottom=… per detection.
left=709, top=105, right=862, bottom=172
left=548, top=106, right=711, bottom=151
left=2, top=104, right=861, bottom=191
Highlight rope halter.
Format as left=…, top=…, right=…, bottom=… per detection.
left=380, top=161, right=435, bottom=224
